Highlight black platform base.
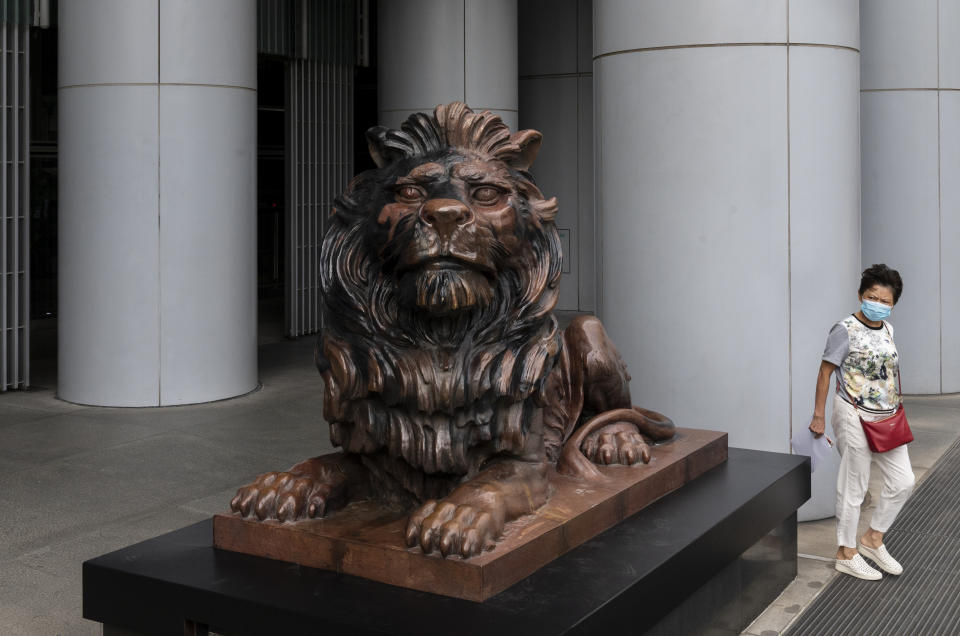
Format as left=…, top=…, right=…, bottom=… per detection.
left=83, top=448, right=809, bottom=636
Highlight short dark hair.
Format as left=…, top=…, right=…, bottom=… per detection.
left=859, top=264, right=903, bottom=303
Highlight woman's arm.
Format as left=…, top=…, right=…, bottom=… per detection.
left=810, top=360, right=837, bottom=438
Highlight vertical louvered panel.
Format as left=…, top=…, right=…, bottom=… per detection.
left=1, top=7, right=29, bottom=390
left=257, top=0, right=295, bottom=57
left=1, top=15, right=6, bottom=390
left=308, top=52, right=316, bottom=333
left=287, top=58, right=299, bottom=336
left=285, top=0, right=354, bottom=338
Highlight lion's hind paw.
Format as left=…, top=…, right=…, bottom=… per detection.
left=580, top=423, right=651, bottom=466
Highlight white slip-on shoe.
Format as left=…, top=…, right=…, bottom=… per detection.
left=859, top=543, right=903, bottom=575
left=835, top=553, right=882, bottom=580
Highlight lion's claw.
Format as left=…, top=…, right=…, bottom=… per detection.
left=405, top=500, right=501, bottom=558
left=254, top=488, right=278, bottom=520
left=308, top=494, right=330, bottom=518
left=276, top=493, right=297, bottom=522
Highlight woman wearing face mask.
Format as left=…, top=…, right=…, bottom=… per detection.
left=809, top=263, right=915, bottom=580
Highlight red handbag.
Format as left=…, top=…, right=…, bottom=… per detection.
left=859, top=402, right=913, bottom=453
left=842, top=367, right=913, bottom=453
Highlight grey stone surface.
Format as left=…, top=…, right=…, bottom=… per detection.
left=0, top=455, right=32, bottom=476
left=0, top=389, right=88, bottom=416
left=0, top=404, right=61, bottom=427
left=182, top=404, right=332, bottom=465
left=0, top=337, right=331, bottom=634
left=0, top=412, right=159, bottom=464
left=180, top=487, right=245, bottom=517
left=53, top=432, right=288, bottom=504
left=0, top=560, right=98, bottom=635
left=0, top=460, right=169, bottom=561
left=742, top=559, right=837, bottom=635
left=16, top=507, right=209, bottom=578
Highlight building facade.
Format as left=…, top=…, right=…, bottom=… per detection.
left=0, top=0, right=953, bottom=518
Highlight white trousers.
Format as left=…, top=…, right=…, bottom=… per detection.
left=832, top=394, right=915, bottom=548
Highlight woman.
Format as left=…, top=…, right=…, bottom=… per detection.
left=809, top=264, right=915, bottom=580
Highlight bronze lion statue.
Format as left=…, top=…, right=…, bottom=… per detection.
left=231, top=103, right=675, bottom=558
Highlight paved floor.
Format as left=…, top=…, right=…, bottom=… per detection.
left=2, top=332, right=958, bottom=635
left=1, top=335, right=332, bottom=635
left=786, top=433, right=960, bottom=635
left=742, top=394, right=960, bottom=635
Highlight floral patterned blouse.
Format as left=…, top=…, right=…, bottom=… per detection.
left=822, top=314, right=900, bottom=415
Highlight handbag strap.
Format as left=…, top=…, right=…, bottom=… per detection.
left=882, top=322, right=903, bottom=399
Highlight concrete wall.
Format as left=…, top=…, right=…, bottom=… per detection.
left=593, top=0, right=861, bottom=519
left=861, top=0, right=960, bottom=394
left=518, top=0, right=595, bottom=312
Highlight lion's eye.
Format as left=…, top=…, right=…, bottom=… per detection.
left=471, top=186, right=502, bottom=205
left=395, top=185, right=425, bottom=203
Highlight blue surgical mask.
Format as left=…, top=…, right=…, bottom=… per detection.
left=861, top=299, right=892, bottom=321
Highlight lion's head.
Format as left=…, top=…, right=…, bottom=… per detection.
left=317, top=103, right=563, bottom=484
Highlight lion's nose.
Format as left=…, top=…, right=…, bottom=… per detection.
left=420, top=199, right=473, bottom=236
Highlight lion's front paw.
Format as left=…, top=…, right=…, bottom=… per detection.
left=404, top=499, right=505, bottom=558
left=580, top=422, right=651, bottom=466
left=230, top=470, right=346, bottom=522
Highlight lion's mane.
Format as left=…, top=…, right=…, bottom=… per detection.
left=316, top=104, right=564, bottom=492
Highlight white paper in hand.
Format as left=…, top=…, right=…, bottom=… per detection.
left=791, top=429, right=833, bottom=472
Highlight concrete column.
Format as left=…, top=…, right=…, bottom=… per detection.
left=58, top=0, right=257, bottom=406
left=594, top=0, right=860, bottom=519
left=378, top=0, right=517, bottom=130
left=861, top=0, right=959, bottom=394
left=518, top=0, right=594, bottom=313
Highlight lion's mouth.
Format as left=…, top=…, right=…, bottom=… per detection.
left=412, top=255, right=494, bottom=276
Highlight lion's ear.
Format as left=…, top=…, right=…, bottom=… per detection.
left=366, top=126, right=395, bottom=168
left=508, top=130, right=542, bottom=171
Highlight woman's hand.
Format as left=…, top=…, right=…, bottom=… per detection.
left=809, top=414, right=826, bottom=437
left=811, top=361, right=837, bottom=446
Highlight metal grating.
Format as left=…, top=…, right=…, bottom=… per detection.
left=786, top=436, right=960, bottom=635
left=285, top=0, right=354, bottom=337
left=1, top=2, right=30, bottom=390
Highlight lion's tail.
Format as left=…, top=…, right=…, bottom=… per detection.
left=626, top=406, right=676, bottom=442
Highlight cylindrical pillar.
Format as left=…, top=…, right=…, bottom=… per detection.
left=594, top=0, right=860, bottom=519
left=378, top=0, right=517, bottom=130
left=518, top=0, right=595, bottom=313
left=58, top=0, right=257, bottom=406
left=861, top=0, right=959, bottom=394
